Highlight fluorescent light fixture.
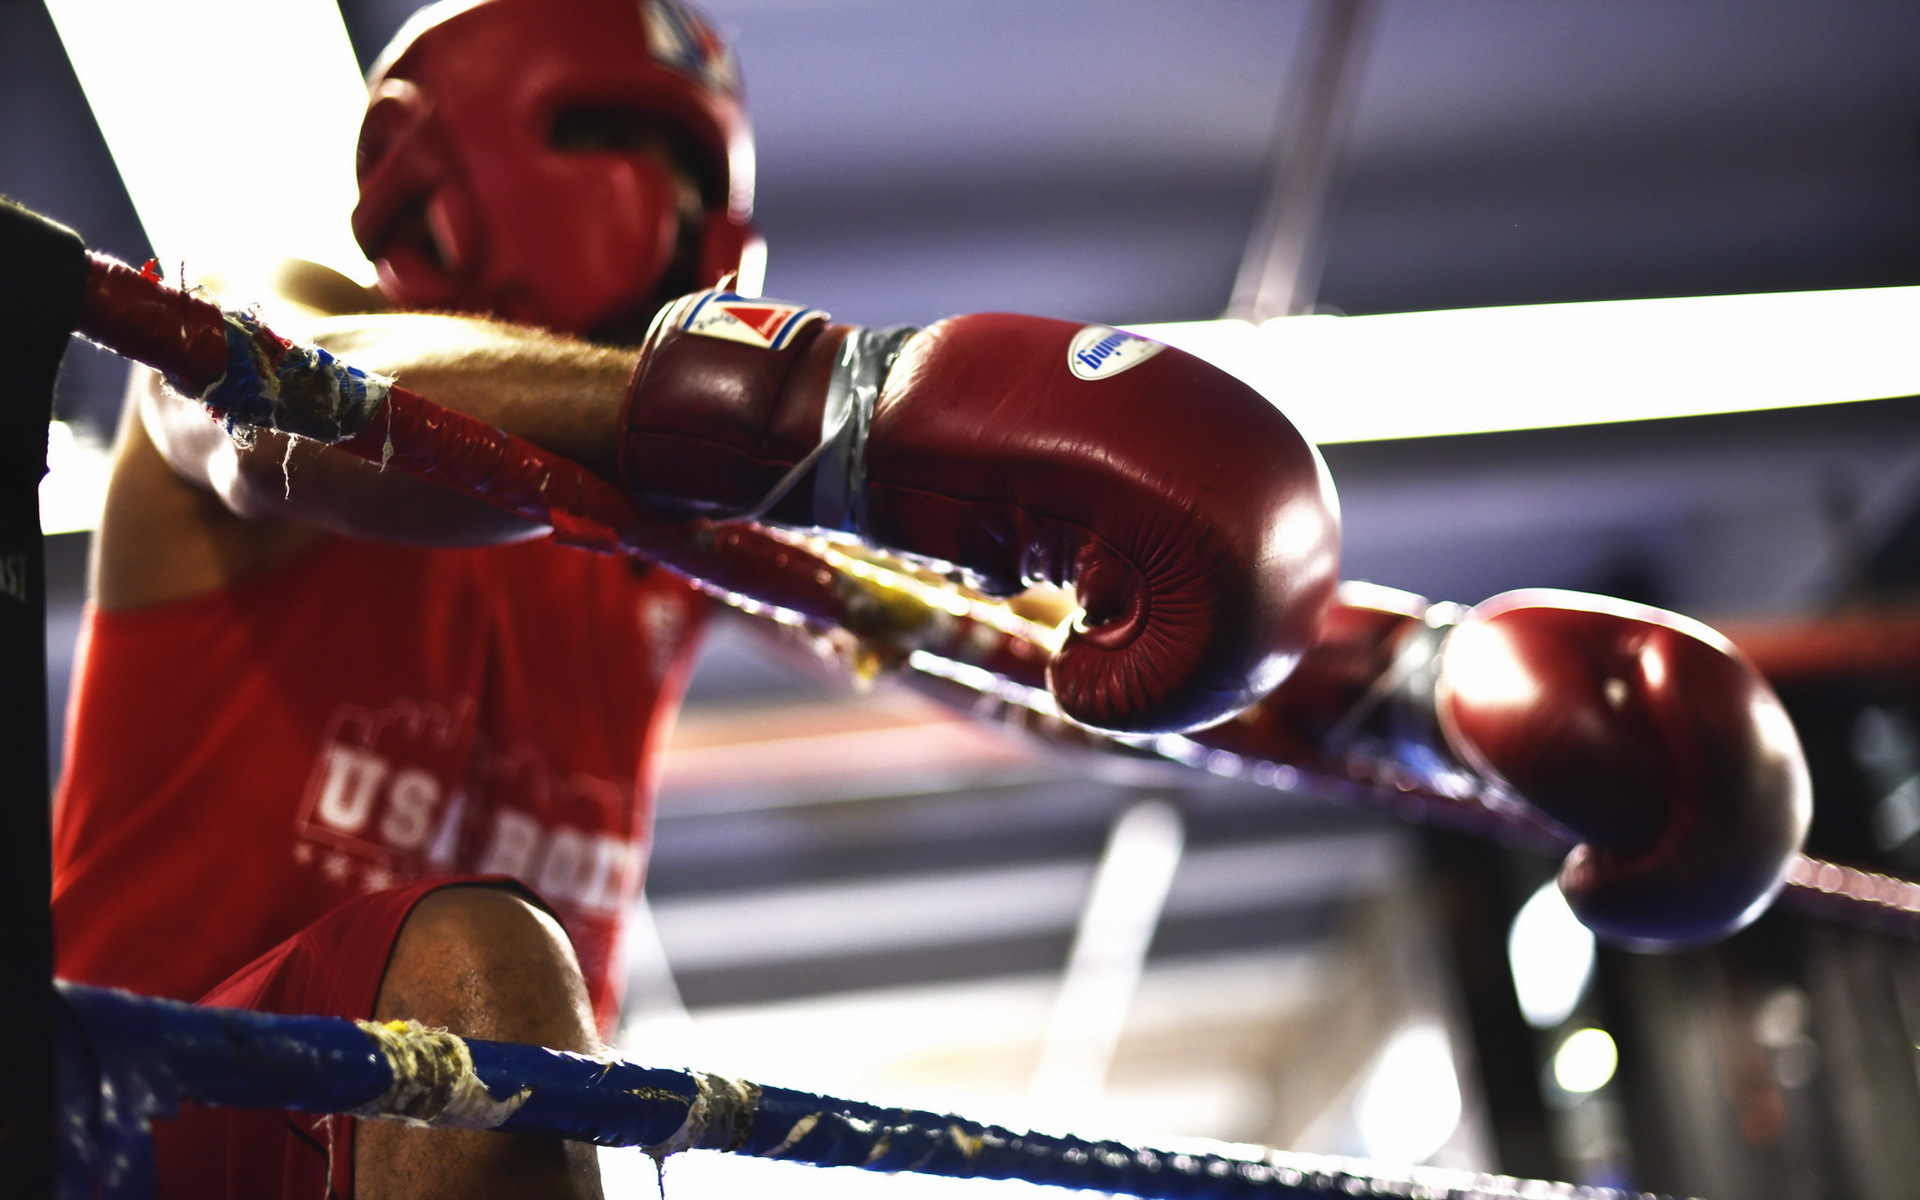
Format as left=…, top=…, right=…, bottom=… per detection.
left=1130, top=285, right=1920, bottom=445
left=47, top=0, right=376, bottom=290
left=1507, top=880, right=1596, bottom=1030
left=36, top=284, right=1920, bottom=534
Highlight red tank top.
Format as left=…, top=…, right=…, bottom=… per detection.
left=52, top=535, right=708, bottom=1032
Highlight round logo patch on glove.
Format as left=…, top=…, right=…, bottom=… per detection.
left=1067, top=326, right=1166, bottom=381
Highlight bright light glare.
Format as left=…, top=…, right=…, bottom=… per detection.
left=1438, top=620, right=1536, bottom=713
left=1507, top=881, right=1596, bottom=1029
left=1130, top=286, right=1920, bottom=445
left=47, top=0, right=376, bottom=289
left=1552, top=1027, right=1619, bottom=1094
left=1354, top=1023, right=1462, bottom=1166
left=40, top=421, right=113, bottom=536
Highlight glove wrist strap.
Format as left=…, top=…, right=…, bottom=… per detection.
left=809, top=325, right=916, bottom=536
left=718, top=323, right=916, bottom=531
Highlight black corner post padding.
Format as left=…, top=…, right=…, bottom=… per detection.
left=0, top=195, right=89, bottom=1200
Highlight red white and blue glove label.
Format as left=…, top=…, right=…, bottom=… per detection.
left=679, top=290, right=826, bottom=351
left=1068, top=326, right=1166, bottom=381
left=644, top=0, right=740, bottom=95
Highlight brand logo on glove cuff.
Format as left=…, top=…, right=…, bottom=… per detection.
left=679, top=290, right=826, bottom=351
left=645, top=0, right=740, bottom=94
left=1068, top=326, right=1165, bottom=381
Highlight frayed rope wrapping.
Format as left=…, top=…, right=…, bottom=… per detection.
left=353, top=1019, right=530, bottom=1130
left=171, top=310, right=392, bottom=445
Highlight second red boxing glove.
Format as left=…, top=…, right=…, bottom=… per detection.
left=617, top=290, right=1340, bottom=736
left=1437, top=589, right=1812, bottom=948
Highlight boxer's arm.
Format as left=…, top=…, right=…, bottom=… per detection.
left=99, top=314, right=636, bottom=609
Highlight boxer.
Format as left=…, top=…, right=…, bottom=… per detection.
left=50, top=1, right=1334, bottom=1195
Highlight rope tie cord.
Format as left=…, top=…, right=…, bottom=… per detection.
left=353, top=1020, right=529, bottom=1128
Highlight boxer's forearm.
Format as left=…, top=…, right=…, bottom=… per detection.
left=303, top=313, right=632, bottom=480
left=140, top=313, right=636, bottom=542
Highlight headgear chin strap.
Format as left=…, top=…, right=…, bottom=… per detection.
left=352, top=0, right=762, bottom=337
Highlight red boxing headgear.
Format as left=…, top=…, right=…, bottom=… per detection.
left=352, top=0, right=762, bottom=336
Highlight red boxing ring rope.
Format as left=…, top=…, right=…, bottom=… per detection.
left=78, top=253, right=858, bottom=621
left=67, top=249, right=1920, bottom=944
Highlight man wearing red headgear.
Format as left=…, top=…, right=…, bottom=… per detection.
left=55, top=3, right=770, bottom=1195
left=353, top=0, right=763, bottom=336
left=53, top=0, right=1338, bottom=1195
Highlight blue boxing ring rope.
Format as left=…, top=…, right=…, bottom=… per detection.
left=57, top=982, right=1661, bottom=1200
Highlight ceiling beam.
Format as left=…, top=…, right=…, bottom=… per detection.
left=1229, top=0, right=1379, bottom=322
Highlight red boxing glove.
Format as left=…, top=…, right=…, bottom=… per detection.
left=618, top=290, right=1340, bottom=735
left=1436, top=589, right=1811, bottom=948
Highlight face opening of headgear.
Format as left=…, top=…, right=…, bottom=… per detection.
left=351, top=0, right=764, bottom=341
